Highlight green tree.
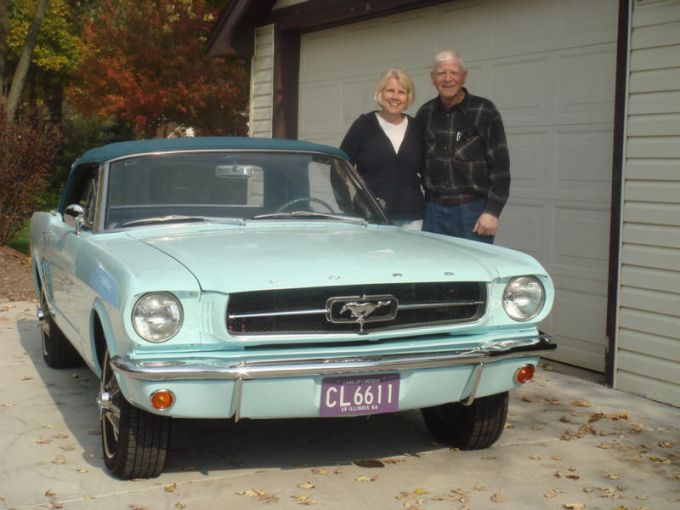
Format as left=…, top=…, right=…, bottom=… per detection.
left=2, top=0, right=81, bottom=119
left=68, top=0, right=249, bottom=138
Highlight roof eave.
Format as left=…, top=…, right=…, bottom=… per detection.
left=207, top=0, right=276, bottom=58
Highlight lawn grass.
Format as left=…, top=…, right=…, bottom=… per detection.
left=8, top=220, right=30, bottom=255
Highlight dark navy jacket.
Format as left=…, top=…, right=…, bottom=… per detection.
left=340, top=112, right=424, bottom=221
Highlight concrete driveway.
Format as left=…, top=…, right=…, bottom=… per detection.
left=1, top=299, right=678, bottom=510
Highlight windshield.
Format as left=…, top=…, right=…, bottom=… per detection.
left=105, top=151, right=387, bottom=229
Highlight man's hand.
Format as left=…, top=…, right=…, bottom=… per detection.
left=473, top=212, right=498, bottom=237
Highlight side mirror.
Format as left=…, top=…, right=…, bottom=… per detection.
left=63, top=204, right=86, bottom=235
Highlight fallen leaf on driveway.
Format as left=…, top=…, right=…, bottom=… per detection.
left=563, top=504, right=585, bottom=510
left=355, top=475, right=378, bottom=482
left=44, top=489, right=57, bottom=497
left=296, top=482, right=315, bottom=490
left=544, top=489, right=562, bottom=498
left=164, top=483, right=177, bottom=492
left=604, top=473, right=619, bottom=480
left=291, top=495, right=318, bottom=505
left=490, top=491, right=507, bottom=503
left=36, top=437, right=51, bottom=444
left=554, top=470, right=580, bottom=480
left=430, top=488, right=467, bottom=503
left=658, top=441, right=674, bottom=448
left=52, top=455, right=66, bottom=465
left=570, top=399, right=591, bottom=408
left=310, top=468, right=328, bottom=475
left=236, top=489, right=279, bottom=503
left=589, top=411, right=629, bottom=423
left=396, top=488, right=429, bottom=499
left=648, top=456, right=671, bottom=464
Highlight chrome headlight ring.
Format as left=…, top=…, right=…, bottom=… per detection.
left=132, top=292, right=183, bottom=343
left=502, top=276, right=545, bottom=322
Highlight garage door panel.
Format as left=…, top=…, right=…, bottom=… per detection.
left=342, top=21, right=387, bottom=76
left=552, top=288, right=606, bottom=344
left=557, top=47, right=617, bottom=119
left=559, top=0, right=619, bottom=40
left=552, top=205, right=610, bottom=273
left=495, top=202, right=545, bottom=260
left=385, top=11, right=434, bottom=66
left=492, top=0, right=553, bottom=51
left=555, top=129, right=613, bottom=196
left=300, top=32, right=343, bottom=81
left=436, top=1, right=491, bottom=61
left=299, top=82, right=342, bottom=136
left=505, top=131, right=549, bottom=193
left=491, top=58, right=550, bottom=121
left=341, top=78, right=379, bottom=125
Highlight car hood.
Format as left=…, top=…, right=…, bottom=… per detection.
left=128, top=223, right=544, bottom=292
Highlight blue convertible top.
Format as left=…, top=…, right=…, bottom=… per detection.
left=59, top=137, right=349, bottom=213
left=74, top=136, right=348, bottom=166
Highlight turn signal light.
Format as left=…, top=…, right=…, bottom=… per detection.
left=150, top=389, right=175, bottom=410
left=514, top=364, right=535, bottom=384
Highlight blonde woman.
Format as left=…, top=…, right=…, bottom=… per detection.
left=340, top=68, right=424, bottom=229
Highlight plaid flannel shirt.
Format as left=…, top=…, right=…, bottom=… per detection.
left=415, top=89, right=510, bottom=217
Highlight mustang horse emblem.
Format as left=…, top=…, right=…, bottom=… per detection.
left=340, top=300, right=392, bottom=322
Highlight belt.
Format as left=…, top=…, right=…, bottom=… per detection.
left=430, top=194, right=479, bottom=206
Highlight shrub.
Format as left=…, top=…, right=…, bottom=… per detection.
left=0, top=108, right=61, bottom=245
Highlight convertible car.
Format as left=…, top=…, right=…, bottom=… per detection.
left=30, top=137, right=555, bottom=479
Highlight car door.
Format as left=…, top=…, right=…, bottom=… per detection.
left=43, top=165, right=99, bottom=352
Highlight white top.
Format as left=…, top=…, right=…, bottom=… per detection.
left=375, top=113, right=408, bottom=154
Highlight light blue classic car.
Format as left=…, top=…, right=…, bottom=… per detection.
left=30, top=137, right=555, bottom=479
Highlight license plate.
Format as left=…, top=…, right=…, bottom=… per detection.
left=320, top=374, right=400, bottom=417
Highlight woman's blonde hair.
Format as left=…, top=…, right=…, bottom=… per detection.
left=373, top=68, right=415, bottom=108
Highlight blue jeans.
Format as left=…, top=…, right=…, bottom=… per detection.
left=422, top=199, right=495, bottom=244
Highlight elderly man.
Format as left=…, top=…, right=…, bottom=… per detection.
left=416, top=50, right=510, bottom=243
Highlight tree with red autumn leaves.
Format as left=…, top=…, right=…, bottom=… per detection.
left=67, top=0, right=249, bottom=138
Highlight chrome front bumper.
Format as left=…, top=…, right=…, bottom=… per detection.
left=112, top=334, right=555, bottom=421
left=111, top=334, right=555, bottom=382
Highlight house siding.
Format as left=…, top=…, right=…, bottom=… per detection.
left=249, top=25, right=275, bottom=137
left=616, top=0, right=680, bottom=406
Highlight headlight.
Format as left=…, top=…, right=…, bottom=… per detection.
left=132, top=292, right=183, bottom=342
left=503, top=276, right=545, bottom=321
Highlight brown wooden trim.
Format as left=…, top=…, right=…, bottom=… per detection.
left=272, top=0, right=450, bottom=32
left=207, top=0, right=276, bottom=57
left=604, top=0, right=629, bottom=387
left=272, top=28, right=300, bottom=139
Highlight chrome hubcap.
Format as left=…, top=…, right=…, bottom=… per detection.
left=100, top=354, right=122, bottom=460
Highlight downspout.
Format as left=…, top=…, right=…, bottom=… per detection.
left=605, top=0, right=632, bottom=387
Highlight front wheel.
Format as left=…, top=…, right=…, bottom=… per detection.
left=99, top=350, right=171, bottom=479
left=421, top=392, right=509, bottom=450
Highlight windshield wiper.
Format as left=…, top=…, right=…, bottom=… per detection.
left=251, top=211, right=367, bottom=224
left=120, top=215, right=206, bottom=227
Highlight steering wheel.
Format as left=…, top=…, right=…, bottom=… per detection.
left=276, top=197, right=335, bottom=213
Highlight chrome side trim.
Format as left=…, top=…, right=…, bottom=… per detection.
left=111, top=334, right=555, bottom=382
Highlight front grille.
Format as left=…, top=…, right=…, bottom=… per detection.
left=227, top=282, right=486, bottom=336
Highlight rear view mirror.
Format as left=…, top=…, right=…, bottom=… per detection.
left=63, top=204, right=86, bottom=235
left=215, top=164, right=262, bottom=178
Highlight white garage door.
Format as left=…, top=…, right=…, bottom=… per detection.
left=298, top=0, right=618, bottom=372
